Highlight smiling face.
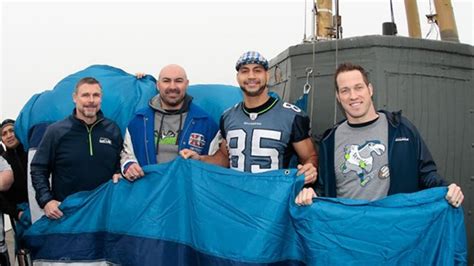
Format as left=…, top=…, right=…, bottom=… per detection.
left=157, top=64, right=188, bottom=110
left=335, top=70, right=377, bottom=124
left=236, top=63, right=269, bottom=98
left=73, top=83, right=102, bottom=124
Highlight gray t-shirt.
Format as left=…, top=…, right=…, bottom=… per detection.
left=334, top=113, right=390, bottom=201
left=154, top=111, right=188, bottom=164
left=0, top=156, right=11, bottom=172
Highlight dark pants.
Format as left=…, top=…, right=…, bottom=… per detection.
left=0, top=251, right=10, bottom=266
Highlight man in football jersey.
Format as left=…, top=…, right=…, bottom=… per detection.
left=181, top=51, right=318, bottom=185
left=295, top=62, right=464, bottom=207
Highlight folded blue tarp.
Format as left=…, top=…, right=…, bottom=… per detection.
left=15, top=65, right=242, bottom=150
left=15, top=65, right=156, bottom=150
left=24, top=158, right=467, bottom=265
left=291, top=184, right=467, bottom=265
left=25, top=158, right=304, bottom=265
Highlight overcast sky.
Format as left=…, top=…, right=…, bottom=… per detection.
left=1, top=0, right=472, bottom=120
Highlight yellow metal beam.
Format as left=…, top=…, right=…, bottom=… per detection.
left=404, top=0, right=422, bottom=38
left=316, top=0, right=333, bottom=39
left=433, top=0, right=459, bottom=42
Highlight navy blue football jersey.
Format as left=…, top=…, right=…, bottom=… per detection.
left=220, top=98, right=310, bottom=173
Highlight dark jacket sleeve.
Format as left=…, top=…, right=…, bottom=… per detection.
left=313, top=127, right=337, bottom=197
left=30, top=127, right=56, bottom=208
left=415, top=129, right=448, bottom=188
left=402, top=117, right=447, bottom=188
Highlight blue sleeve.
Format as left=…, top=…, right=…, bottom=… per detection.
left=30, top=126, right=56, bottom=208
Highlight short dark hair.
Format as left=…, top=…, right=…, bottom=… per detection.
left=74, top=77, right=102, bottom=94
left=334, top=63, right=370, bottom=92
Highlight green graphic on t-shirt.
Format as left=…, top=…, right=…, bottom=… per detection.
left=341, top=141, right=386, bottom=186
left=160, top=136, right=177, bottom=145
left=155, top=130, right=178, bottom=145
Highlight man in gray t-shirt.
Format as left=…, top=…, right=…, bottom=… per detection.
left=334, top=113, right=389, bottom=201
left=296, top=63, right=464, bottom=208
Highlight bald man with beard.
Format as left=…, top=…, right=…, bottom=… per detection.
left=120, top=64, right=219, bottom=181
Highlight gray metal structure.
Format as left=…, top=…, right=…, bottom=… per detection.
left=268, top=35, right=473, bottom=262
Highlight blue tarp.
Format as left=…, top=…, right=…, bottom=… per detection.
left=25, top=158, right=304, bottom=265
left=291, top=185, right=468, bottom=265
left=24, top=158, right=467, bottom=265
left=14, top=65, right=242, bottom=150
left=187, top=84, right=243, bottom=123
left=15, top=65, right=156, bottom=149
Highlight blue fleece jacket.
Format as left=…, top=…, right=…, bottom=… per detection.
left=31, top=110, right=123, bottom=207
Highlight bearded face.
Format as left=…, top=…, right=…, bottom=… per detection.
left=236, top=64, right=268, bottom=97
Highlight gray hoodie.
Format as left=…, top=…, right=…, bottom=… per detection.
left=149, top=94, right=192, bottom=163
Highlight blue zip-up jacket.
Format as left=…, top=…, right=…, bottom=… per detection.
left=125, top=98, right=219, bottom=166
left=317, top=110, right=447, bottom=197
left=31, top=110, right=123, bottom=207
